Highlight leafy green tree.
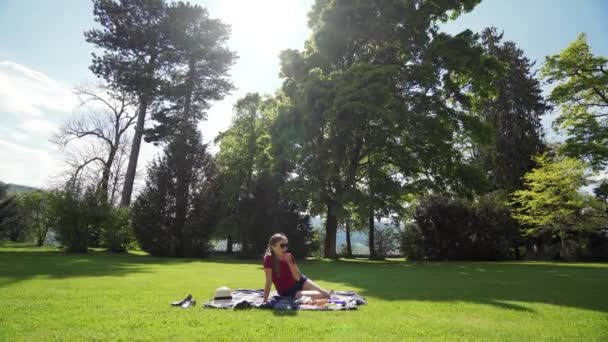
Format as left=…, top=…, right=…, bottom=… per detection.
left=215, top=93, right=316, bottom=256
left=278, top=0, right=488, bottom=258
left=51, top=185, right=94, bottom=253
left=215, top=93, right=273, bottom=252
left=17, top=191, right=56, bottom=247
left=509, top=152, right=599, bottom=257
left=541, top=33, right=608, bottom=171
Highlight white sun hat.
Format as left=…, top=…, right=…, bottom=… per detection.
left=212, top=286, right=233, bottom=303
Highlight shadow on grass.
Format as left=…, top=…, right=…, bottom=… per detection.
left=0, top=246, right=200, bottom=288
left=296, top=258, right=608, bottom=314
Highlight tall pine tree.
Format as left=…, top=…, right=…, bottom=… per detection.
left=472, top=28, right=549, bottom=193
left=134, top=2, right=235, bottom=256
left=85, top=0, right=171, bottom=207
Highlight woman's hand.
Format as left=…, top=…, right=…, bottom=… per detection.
left=284, top=252, right=301, bottom=281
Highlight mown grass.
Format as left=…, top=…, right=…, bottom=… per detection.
left=0, top=243, right=607, bottom=341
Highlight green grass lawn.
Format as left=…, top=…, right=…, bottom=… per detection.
left=1, top=243, right=607, bottom=341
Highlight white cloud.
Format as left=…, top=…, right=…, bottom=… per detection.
left=0, top=61, right=76, bottom=187
left=0, top=60, right=77, bottom=116
left=7, top=131, right=29, bottom=142
left=0, top=139, right=60, bottom=188
left=19, top=119, right=57, bottom=134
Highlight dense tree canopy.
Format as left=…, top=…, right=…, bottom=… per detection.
left=542, top=33, right=608, bottom=171
left=276, top=0, right=495, bottom=258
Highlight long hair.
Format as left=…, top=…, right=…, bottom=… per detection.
left=264, top=233, right=287, bottom=277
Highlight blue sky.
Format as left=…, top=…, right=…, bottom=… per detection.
left=0, top=0, right=606, bottom=188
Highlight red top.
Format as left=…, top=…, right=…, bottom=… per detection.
left=263, top=254, right=296, bottom=295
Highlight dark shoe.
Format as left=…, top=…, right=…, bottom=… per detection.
left=171, top=294, right=192, bottom=307
left=181, top=298, right=196, bottom=308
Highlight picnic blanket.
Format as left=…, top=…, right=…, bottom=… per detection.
left=203, top=289, right=366, bottom=311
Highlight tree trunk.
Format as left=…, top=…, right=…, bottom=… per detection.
left=368, top=206, right=376, bottom=260
left=36, top=211, right=45, bottom=247
left=226, top=234, right=233, bottom=254
left=173, top=59, right=197, bottom=257
left=173, top=134, right=188, bottom=257
left=345, top=219, right=352, bottom=258
left=324, top=201, right=338, bottom=259
left=559, top=231, right=566, bottom=260
left=120, top=96, right=148, bottom=207
left=99, top=147, right=117, bottom=204
left=368, top=160, right=376, bottom=260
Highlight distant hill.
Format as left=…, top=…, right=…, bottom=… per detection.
left=1, top=182, right=39, bottom=193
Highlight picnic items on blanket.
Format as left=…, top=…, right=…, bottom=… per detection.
left=203, top=289, right=366, bottom=311
left=171, top=293, right=196, bottom=308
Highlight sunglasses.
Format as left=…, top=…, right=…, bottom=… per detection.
left=279, top=243, right=288, bottom=249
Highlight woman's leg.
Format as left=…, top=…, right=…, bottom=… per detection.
left=301, top=278, right=331, bottom=298
left=296, top=290, right=325, bottom=300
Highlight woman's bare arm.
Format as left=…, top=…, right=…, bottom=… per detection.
left=286, top=253, right=302, bottom=281
left=263, top=268, right=273, bottom=302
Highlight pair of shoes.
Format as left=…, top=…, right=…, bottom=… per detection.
left=180, top=298, right=196, bottom=308
left=171, top=294, right=196, bottom=308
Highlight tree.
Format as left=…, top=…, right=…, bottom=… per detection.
left=102, top=206, right=134, bottom=253
left=132, top=133, right=221, bottom=257
left=215, top=93, right=317, bottom=257
left=509, top=152, right=599, bottom=258
left=85, top=0, right=171, bottom=207
left=17, top=191, right=56, bottom=247
left=594, top=180, right=608, bottom=216
left=277, top=0, right=488, bottom=258
left=541, top=33, right=608, bottom=171
left=0, top=182, right=18, bottom=240
left=53, top=85, right=136, bottom=204
left=142, top=2, right=236, bottom=256
left=470, top=28, right=549, bottom=193
left=215, top=93, right=271, bottom=252
left=51, top=185, right=96, bottom=253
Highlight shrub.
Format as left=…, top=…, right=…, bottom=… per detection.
left=373, top=226, right=401, bottom=259
left=102, top=207, right=133, bottom=253
left=409, top=192, right=522, bottom=261
left=471, top=192, right=521, bottom=260
left=401, top=223, right=426, bottom=261
left=310, top=229, right=324, bottom=259
left=588, top=230, right=608, bottom=261
left=51, top=188, right=91, bottom=253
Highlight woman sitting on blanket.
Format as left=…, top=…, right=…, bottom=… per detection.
left=262, top=233, right=331, bottom=303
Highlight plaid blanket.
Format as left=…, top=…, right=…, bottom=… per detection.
left=203, top=289, right=366, bottom=311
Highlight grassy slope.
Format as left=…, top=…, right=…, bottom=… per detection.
left=0, top=244, right=607, bottom=341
